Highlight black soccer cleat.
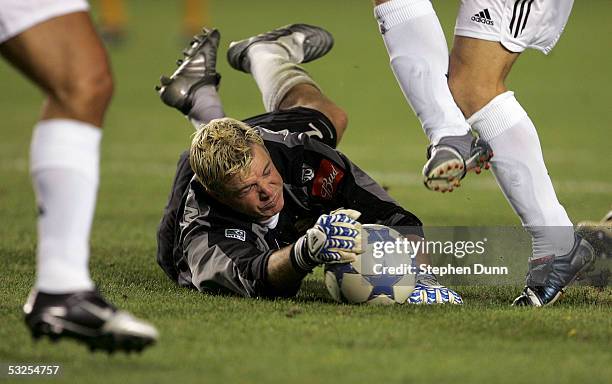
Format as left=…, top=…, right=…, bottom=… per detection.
left=227, top=23, right=334, bottom=73
left=512, top=234, right=596, bottom=307
left=423, top=133, right=493, bottom=193
left=156, top=28, right=221, bottom=115
left=24, top=289, right=158, bottom=353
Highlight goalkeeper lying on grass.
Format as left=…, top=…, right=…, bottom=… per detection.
left=154, top=24, right=461, bottom=304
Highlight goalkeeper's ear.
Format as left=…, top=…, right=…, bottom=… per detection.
left=329, top=208, right=361, bottom=221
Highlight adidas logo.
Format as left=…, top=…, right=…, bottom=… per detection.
left=471, top=9, right=494, bottom=25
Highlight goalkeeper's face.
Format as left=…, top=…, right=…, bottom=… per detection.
left=217, top=144, right=285, bottom=220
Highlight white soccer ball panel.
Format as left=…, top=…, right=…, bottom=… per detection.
left=324, top=270, right=342, bottom=303
left=392, top=284, right=415, bottom=304
left=340, top=273, right=373, bottom=303
left=366, top=295, right=396, bottom=305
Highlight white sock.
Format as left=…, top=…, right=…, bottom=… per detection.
left=374, top=0, right=470, bottom=144
left=247, top=42, right=320, bottom=112
left=31, top=119, right=101, bottom=293
left=188, top=85, right=225, bottom=129
left=467, top=92, right=574, bottom=258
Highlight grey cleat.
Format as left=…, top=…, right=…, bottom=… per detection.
left=156, top=28, right=221, bottom=115
left=227, top=23, right=334, bottom=73
left=24, top=289, right=158, bottom=353
left=512, top=234, right=596, bottom=307
left=422, top=133, right=493, bottom=193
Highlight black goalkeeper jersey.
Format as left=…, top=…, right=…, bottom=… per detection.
left=156, top=107, right=422, bottom=297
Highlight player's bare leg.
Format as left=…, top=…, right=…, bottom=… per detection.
left=1, top=11, right=157, bottom=351
left=227, top=24, right=348, bottom=141
left=448, top=37, right=594, bottom=306
left=373, top=0, right=492, bottom=193
left=0, top=12, right=113, bottom=126
left=276, top=83, right=348, bottom=142
left=448, top=38, right=518, bottom=118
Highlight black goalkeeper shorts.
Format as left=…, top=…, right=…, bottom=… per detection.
left=243, top=107, right=338, bottom=148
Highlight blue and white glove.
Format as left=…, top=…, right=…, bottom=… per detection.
left=408, top=273, right=463, bottom=305
left=291, top=209, right=363, bottom=272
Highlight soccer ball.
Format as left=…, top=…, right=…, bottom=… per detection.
left=324, top=224, right=416, bottom=305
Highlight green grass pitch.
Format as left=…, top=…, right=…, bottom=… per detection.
left=0, top=1, right=610, bottom=383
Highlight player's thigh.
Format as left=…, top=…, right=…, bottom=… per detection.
left=454, top=0, right=574, bottom=55
left=0, top=11, right=112, bottom=100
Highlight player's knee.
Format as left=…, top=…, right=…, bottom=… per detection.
left=328, top=106, right=348, bottom=142
left=449, top=74, right=504, bottom=118
left=52, top=64, right=114, bottom=123
left=73, top=65, right=114, bottom=112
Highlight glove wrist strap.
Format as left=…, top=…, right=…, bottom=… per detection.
left=290, top=236, right=318, bottom=273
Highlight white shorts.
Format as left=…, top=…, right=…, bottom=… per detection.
left=454, top=0, right=574, bottom=54
left=0, top=0, right=89, bottom=44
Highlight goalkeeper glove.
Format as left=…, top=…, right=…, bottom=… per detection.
left=408, top=273, right=463, bottom=305
left=290, top=208, right=363, bottom=272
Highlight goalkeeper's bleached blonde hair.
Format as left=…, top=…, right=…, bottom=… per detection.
left=189, top=117, right=264, bottom=194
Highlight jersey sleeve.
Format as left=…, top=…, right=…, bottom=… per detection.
left=181, top=223, right=296, bottom=298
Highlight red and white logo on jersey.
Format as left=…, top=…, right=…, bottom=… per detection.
left=312, top=159, right=345, bottom=200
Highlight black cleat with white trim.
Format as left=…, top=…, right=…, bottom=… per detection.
left=24, top=289, right=158, bottom=353
left=156, top=28, right=221, bottom=115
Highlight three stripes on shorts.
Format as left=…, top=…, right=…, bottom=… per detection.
left=509, top=0, right=535, bottom=38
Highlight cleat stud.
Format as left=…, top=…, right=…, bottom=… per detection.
left=159, top=75, right=171, bottom=85
left=176, top=59, right=183, bottom=66
left=154, top=85, right=161, bottom=91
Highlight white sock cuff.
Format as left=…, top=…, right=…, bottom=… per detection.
left=374, top=0, right=434, bottom=31
left=467, top=91, right=528, bottom=141
left=265, top=69, right=320, bottom=112
left=31, top=119, right=102, bottom=181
